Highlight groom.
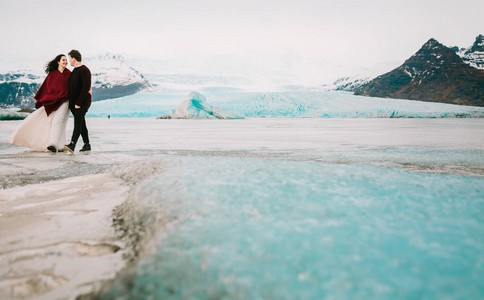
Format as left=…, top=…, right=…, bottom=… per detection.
left=64, top=49, right=91, bottom=153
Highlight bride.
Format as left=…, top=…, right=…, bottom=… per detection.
left=9, top=54, right=72, bottom=152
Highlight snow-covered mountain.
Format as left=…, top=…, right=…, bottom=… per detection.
left=457, top=34, right=484, bottom=70
left=126, top=52, right=371, bottom=91
left=330, top=34, right=484, bottom=93
left=325, top=60, right=403, bottom=92
left=85, top=53, right=151, bottom=101
left=0, top=72, right=42, bottom=84
left=0, top=72, right=42, bottom=108
left=329, top=76, right=371, bottom=92
left=355, top=37, right=484, bottom=107
left=0, top=53, right=151, bottom=108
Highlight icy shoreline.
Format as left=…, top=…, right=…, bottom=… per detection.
left=0, top=172, right=129, bottom=299
left=1, top=117, right=483, bottom=299
left=0, top=161, right=167, bottom=299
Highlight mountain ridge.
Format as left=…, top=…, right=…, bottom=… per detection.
left=0, top=53, right=151, bottom=108
left=354, top=35, right=484, bottom=107
left=458, top=34, right=484, bottom=70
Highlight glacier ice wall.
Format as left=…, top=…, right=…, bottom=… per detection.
left=87, top=88, right=484, bottom=118
left=213, top=91, right=484, bottom=118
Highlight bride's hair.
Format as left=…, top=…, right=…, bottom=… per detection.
left=45, top=54, right=65, bottom=74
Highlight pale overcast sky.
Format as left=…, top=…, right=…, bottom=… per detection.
left=1, top=0, right=483, bottom=68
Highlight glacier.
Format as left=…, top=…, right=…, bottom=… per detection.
left=157, top=92, right=244, bottom=119
left=0, top=108, right=28, bottom=120
left=87, top=87, right=484, bottom=118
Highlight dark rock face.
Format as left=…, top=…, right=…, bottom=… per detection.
left=91, top=82, right=149, bottom=101
left=1, top=71, right=151, bottom=108
left=0, top=79, right=150, bottom=108
left=0, top=73, right=41, bottom=108
left=0, top=82, right=40, bottom=108
left=0, top=80, right=150, bottom=108
left=355, top=38, right=484, bottom=107
left=1, top=53, right=151, bottom=108
left=469, top=34, right=484, bottom=53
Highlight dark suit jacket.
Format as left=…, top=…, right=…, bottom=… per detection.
left=69, top=65, right=92, bottom=112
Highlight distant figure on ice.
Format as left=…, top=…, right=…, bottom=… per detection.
left=9, top=54, right=72, bottom=152
left=64, top=50, right=92, bottom=153
left=158, top=92, right=244, bottom=119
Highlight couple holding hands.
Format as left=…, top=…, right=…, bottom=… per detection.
left=9, top=50, right=92, bottom=153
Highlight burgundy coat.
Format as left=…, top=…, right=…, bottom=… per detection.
left=34, top=69, right=71, bottom=116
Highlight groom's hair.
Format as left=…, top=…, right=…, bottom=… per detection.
left=68, top=50, right=82, bottom=62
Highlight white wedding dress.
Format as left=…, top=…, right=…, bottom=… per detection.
left=9, top=101, right=69, bottom=151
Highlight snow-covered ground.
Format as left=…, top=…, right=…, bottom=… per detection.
left=2, top=118, right=483, bottom=181
left=0, top=173, right=128, bottom=299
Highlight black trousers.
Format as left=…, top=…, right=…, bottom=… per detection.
left=70, top=108, right=90, bottom=145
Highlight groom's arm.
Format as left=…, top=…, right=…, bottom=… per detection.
left=75, top=68, right=92, bottom=109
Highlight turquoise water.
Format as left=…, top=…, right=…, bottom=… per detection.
left=104, top=157, right=484, bottom=299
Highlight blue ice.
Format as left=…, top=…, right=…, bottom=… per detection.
left=103, top=156, right=484, bottom=299
left=158, top=92, right=245, bottom=119
left=87, top=88, right=484, bottom=118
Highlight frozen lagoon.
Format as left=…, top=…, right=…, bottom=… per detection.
left=1, top=117, right=483, bottom=299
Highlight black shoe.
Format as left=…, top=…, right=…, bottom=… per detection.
left=64, top=142, right=75, bottom=153
left=47, top=145, right=57, bottom=153
left=80, top=143, right=91, bottom=152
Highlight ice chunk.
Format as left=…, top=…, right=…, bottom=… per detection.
left=157, top=92, right=245, bottom=119
left=0, top=108, right=29, bottom=121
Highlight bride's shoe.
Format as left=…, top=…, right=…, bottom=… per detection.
left=47, top=145, right=57, bottom=153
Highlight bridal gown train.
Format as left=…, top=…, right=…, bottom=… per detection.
left=9, top=101, right=69, bottom=151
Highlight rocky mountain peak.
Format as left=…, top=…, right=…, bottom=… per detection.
left=417, top=38, right=458, bottom=57
left=421, top=38, right=442, bottom=50
left=458, top=34, right=484, bottom=70
left=401, top=38, right=462, bottom=79
left=354, top=37, right=484, bottom=107
left=468, top=34, right=484, bottom=53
